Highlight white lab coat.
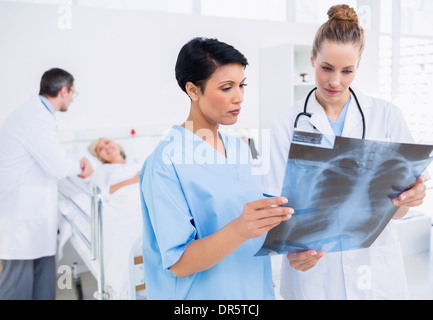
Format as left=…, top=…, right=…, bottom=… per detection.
left=0, top=97, right=81, bottom=260
left=262, top=88, right=412, bottom=299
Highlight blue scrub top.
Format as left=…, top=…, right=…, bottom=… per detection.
left=139, top=125, right=274, bottom=300
left=326, top=97, right=351, bottom=136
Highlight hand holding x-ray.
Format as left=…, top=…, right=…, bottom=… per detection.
left=392, top=175, right=427, bottom=207
left=256, top=133, right=433, bottom=256
left=286, top=250, right=326, bottom=272
left=236, top=196, right=294, bottom=240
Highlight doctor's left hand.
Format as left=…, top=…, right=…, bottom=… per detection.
left=391, top=175, right=426, bottom=220
left=392, top=175, right=426, bottom=208
left=78, top=157, right=94, bottom=179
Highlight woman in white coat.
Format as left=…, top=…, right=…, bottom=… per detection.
left=262, top=5, right=427, bottom=299
left=0, top=68, right=93, bottom=300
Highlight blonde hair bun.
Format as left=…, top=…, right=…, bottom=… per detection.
left=327, top=4, right=359, bottom=24
left=312, top=4, right=365, bottom=59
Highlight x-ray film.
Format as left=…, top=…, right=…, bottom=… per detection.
left=256, top=132, right=433, bottom=256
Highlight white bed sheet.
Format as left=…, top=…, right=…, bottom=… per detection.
left=58, top=133, right=162, bottom=299
left=58, top=176, right=143, bottom=299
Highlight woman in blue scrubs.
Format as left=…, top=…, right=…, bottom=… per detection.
left=139, top=38, right=299, bottom=299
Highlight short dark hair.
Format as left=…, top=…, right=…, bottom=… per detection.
left=39, top=68, right=74, bottom=97
left=175, top=37, right=248, bottom=94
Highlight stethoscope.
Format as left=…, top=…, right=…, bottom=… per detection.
left=294, top=87, right=366, bottom=140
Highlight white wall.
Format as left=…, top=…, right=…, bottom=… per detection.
left=0, top=2, right=379, bottom=141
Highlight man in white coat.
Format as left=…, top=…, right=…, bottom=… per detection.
left=0, top=68, right=94, bottom=300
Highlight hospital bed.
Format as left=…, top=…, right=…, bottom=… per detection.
left=57, top=125, right=166, bottom=300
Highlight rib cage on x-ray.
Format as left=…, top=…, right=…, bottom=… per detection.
left=256, top=134, right=433, bottom=256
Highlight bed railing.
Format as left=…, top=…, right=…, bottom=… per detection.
left=90, top=185, right=109, bottom=300
left=58, top=178, right=109, bottom=300
left=59, top=176, right=146, bottom=299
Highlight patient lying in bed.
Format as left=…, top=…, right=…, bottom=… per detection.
left=88, top=138, right=140, bottom=197
left=86, top=138, right=144, bottom=299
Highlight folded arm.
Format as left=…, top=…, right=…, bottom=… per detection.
left=109, top=172, right=139, bottom=194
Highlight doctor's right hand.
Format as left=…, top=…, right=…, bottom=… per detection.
left=78, top=157, right=94, bottom=179
left=235, top=197, right=294, bottom=240
left=286, top=250, right=325, bottom=272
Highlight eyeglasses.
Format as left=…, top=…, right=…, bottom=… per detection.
left=67, top=86, right=79, bottom=99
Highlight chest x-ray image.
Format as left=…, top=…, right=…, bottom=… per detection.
left=256, top=132, right=433, bottom=256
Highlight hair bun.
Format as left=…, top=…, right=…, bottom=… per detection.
left=327, top=4, right=359, bottom=24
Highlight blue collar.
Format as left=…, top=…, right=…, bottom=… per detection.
left=326, top=96, right=351, bottom=137
left=39, top=95, right=55, bottom=115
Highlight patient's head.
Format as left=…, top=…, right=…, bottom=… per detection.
left=88, top=138, right=126, bottom=164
